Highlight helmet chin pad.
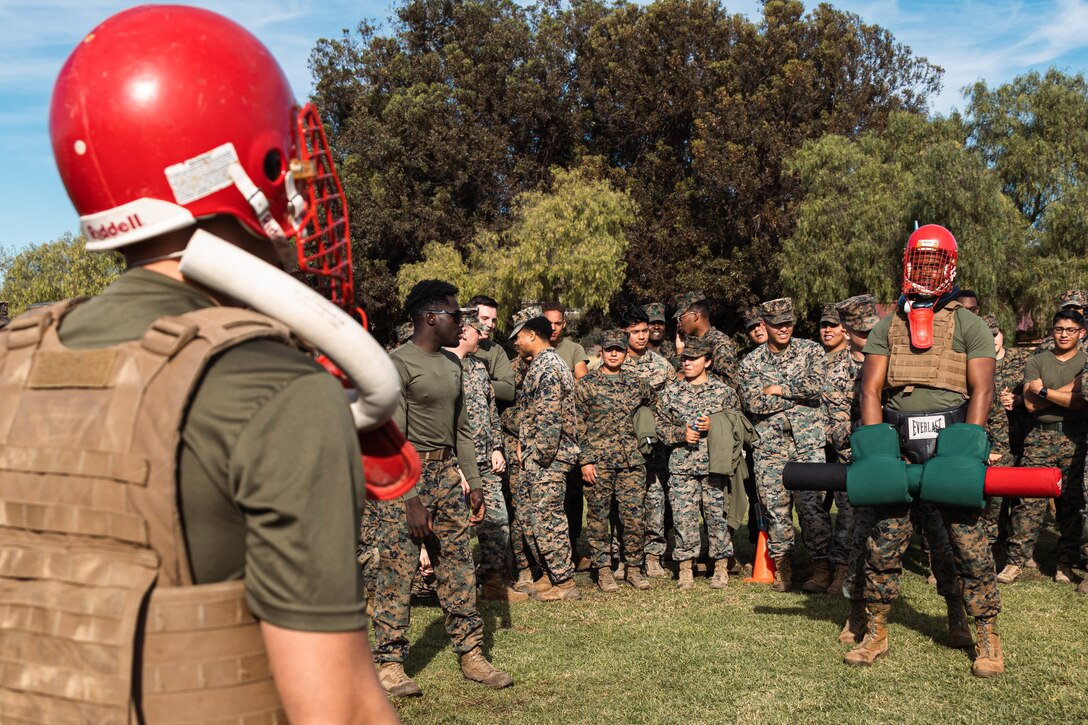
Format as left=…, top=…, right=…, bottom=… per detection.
left=907, top=305, right=935, bottom=349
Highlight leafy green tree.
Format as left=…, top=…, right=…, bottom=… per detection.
left=310, top=0, right=942, bottom=340
left=396, top=167, right=635, bottom=324
left=781, top=112, right=1028, bottom=332
left=962, top=70, right=1088, bottom=319
left=0, top=233, right=123, bottom=316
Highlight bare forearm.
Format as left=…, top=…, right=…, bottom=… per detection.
left=262, top=623, right=399, bottom=725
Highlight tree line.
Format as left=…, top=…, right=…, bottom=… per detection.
left=6, top=0, right=1088, bottom=340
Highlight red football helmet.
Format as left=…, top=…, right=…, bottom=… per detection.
left=902, top=224, right=958, bottom=297
left=49, top=5, right=353, bottom=308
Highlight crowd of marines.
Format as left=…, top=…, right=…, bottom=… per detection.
left=363, top=270, right=1088, bottom=696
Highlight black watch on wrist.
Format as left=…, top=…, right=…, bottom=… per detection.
left=1039, top=386, right=1049, bottom=399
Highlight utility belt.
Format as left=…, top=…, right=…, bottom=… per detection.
left=883, top=403, right=968, bottom=464
left=418, top=446, right=452, bottom=461
left=1034, top=419, right=1087, bottom=434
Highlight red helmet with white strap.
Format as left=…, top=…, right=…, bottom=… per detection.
left=902, top=224, right=958, bottom=297
left=49, top=5, right=353, bottom=308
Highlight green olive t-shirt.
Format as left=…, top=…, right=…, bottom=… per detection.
left=58, top=268, right=367, bottom=632
left=863, top=306, right=995, bottom=412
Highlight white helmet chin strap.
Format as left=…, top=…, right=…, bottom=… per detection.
left=227, top=162, right=299, bottom=272
left=179, top=230, right=400, bottom=431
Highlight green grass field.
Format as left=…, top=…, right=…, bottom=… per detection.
left=380, top=528, right=1088, bottom=724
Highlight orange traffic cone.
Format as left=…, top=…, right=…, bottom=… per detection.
left=744, top=530, right=776, bottom=583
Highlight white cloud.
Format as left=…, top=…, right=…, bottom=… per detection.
left=1012, top=0, right=1088, bottom=64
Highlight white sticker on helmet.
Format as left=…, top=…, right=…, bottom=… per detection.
left=165, top=142, right=240, bottom=205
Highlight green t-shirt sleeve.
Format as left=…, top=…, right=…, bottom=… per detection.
left=862, top=316, right=892, bottom=356
left=573, top=342, right=589, bottom=366
left=1022, top=354, right=1042, bottom=385
left=231, top=371, right=368, bottom=632
left=956, top=309, right=997, bottom=360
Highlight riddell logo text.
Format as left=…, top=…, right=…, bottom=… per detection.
left=87, top=215, right=143, bottom=241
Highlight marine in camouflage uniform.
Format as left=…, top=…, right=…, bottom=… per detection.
left=622, top=315, right=678, bottom=574
left=738, top=297, right=831, bottom=590
left=504, top=306, right=542, bottom=590
left=656, top=336, right=740, bottom=588
left=845, top=226, right=1002, bottom=678
left=515, top=312, right=581, bottom=594
left=674, top=291, right=740, bottom=390
left=831, top=295, right=885, bottom=612
left=819, top=302, right=859, bottom=591
left=459, top=315, right=511, bottom=582
left=576, top=329, right=655, bottom=588
left=646, top=302, right=680, bottom=370
left=1002, top=311, right=1087, bottom=584
left=372, top=287, right=497, bottom=684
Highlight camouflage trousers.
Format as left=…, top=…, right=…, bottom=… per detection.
left=371, top=458, right=482, bottom=664
left=828, top=491, right=854, bottom=566
left=843, top=502, right=959, bottom=601
left=1006, top=426, right=1087, bottom=566
left=585, top=467, right=645, bottom=570
left=506, top=435, right=535, bottom=574
left=862, top=503, right=999, bottom=618
left=753, top=429, right=830, bottom=559
left=476, top=466, right=511, bottom=577
left=670, top=473, right=734, bottom=562
left=980, top=496, right=1003, bottom=547
left=644, top=464, right=670, bottom=557
left=523, top=461, right=575, bottom=584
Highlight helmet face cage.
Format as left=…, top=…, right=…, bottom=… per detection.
left=902, top=226, right=958, bottom=297
left=292, top=104, right=354, bottom=311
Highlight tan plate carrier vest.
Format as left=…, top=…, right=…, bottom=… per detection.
left=885, top=301, right=969, bottom=397
left=0, top=301, right=296, bottom=724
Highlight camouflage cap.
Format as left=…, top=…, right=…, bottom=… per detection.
left=742, top=306, right=762, bottom=329
left=644, top=302, right=667, bottom=323
left=1060, top=289, right=1087, bottom=309
left=982, top=313, right=1001, bottom=336
left=394, top=322, right=415, bottom=344
left=759, top=297, right=794, bottom=325
left=509, top=304, right=544, bottom=338
left=836, top=294, right=880, bottom=332
left=673, top=291, right=706, bottom=319
left=463, top=310, right=488, bottom=334
left=600, top=328, right=629, bottom=350
left=819, top=303, right=841, bottom=325
left=681, top=335, right=713, bottom=359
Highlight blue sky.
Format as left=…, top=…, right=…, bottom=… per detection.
left=3, top=0, right=1088, bottom=251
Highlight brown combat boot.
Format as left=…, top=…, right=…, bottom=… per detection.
left=843, top=602, right=890, bottom=667
left=626, top=568, right=651, bottom=590
left=710, top=560, right=729, bottom=589
left=771, top=555, right=793, bottom=593
left=1055, top=563, right=1074, bottom=584
left=460, top=647, right=514, bottom=689
left=1078, top=578, right=1088, bottom=595
left=597, top=566, right=619, bottom=593
left=614, top=561, right=626, bottom=580
left=802, top=558, right=832, bottom=593
left=530, top=578, right=581, bottom=601
left=996, top=564, right=1022, bottom=584
left=480, top=572, right=530, bottom=602
left=645, top=553, right=667, bottom=578
left=378, top=662, right=423, bottom=697
left=838, top=599, right=867, bottom=645
left=971, top=618, right=1004, bottom=678
left=827, top=563, right=848, bottom=595
left=946, top=596, right=973, bottom=649
left=678, top=560, right=695, bottom=591
left=574, top=554, right=592, bottom=572
left=513, top=569, right=535, bottom=593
